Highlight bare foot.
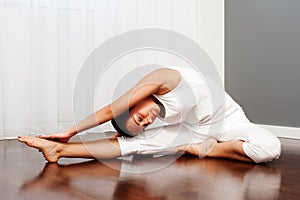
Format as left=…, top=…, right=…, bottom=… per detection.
left=175, top=138, right=218, bottom=158
left=18, top=136, right=62, bottom=162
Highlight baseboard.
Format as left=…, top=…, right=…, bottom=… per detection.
left=257, top=124, right=300, bottom=140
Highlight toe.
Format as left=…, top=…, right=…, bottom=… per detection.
left=17, top=136, right=26, bottom=142
left=18, top=136, right=34, bottom=146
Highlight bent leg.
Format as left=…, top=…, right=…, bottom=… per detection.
left=175, top=122, right=281, bottom=163
left=206, top=140, right=253, bottom=162
left=218, top=123, right=281, bottom=163
left=18, top=136, right=121, bottom=162
left=175, top=139, right=253, bottom=162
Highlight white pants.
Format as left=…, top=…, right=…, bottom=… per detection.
left=217, top=122, right=281, bottom=163
left=118, top=112, right=281, bottom=163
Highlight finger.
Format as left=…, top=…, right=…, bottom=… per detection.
left=48, top=138, right=63, bottom=142
left=175, top=144, right=189, bottom=153
left=37, top=134, right=51, bottom=139
left=47, top=137, right=69, bottom=143
left=39, top=135, right=61, bottom=140
left=110, top=133, right=121, bottom=139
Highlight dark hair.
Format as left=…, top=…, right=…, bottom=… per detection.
left=111, top=95, right=163, bottom=138
left=111, top=110, right=134, bottom=138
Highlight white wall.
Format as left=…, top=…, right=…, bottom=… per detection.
left=0, top=0, right=224, bottom=138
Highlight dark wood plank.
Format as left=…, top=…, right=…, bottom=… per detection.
left=0, top=138, right=299, bottom=200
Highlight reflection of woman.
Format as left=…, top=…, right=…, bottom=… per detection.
left=20, top=157, right=281, bottom=200
left=18, top=66, right=281, bottom=163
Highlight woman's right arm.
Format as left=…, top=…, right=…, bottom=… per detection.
left=38, top=104, right=113, bottom=142
left=38, top=68, right=181, bottom=142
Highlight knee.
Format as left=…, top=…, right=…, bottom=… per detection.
left=244, top=134, right=281, bottom=163
left=261, top=136, right=281, bottom=162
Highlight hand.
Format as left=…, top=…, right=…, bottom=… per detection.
left=109, top=132, right=122, bottom=139
left=175, top=138, right=218, bottom=158
left=37, top=131, right=73, bottom=143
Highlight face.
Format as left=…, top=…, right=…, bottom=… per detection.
left=125, top=97, right=160, bottom=136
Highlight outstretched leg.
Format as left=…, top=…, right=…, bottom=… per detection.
left=18, top=136, right=121, bottom=162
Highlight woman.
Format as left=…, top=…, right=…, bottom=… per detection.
left=18, top=66, right=281, bottom=163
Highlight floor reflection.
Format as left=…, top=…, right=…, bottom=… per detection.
left=19, top=156, right=282, bottom=200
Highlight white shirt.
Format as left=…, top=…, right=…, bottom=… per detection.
left=118, top=66, right=249, bottom=156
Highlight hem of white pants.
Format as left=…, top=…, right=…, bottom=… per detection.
left=242, top=142, right=260, bottom=163
left=257, top=124, right=300, bottom=140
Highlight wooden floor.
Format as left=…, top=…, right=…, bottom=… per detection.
left=0, top=137, right=300, bottom=200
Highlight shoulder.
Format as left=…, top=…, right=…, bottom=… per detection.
left=150, top=68, right=181, bottom=81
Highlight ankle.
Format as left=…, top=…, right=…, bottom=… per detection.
left=55, top=142, right=65, bottom=158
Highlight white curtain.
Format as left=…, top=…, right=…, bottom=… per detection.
left=0, top=0, right=224, bottom=139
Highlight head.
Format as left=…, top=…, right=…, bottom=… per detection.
left=111, top=95, right=163, bottom=137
